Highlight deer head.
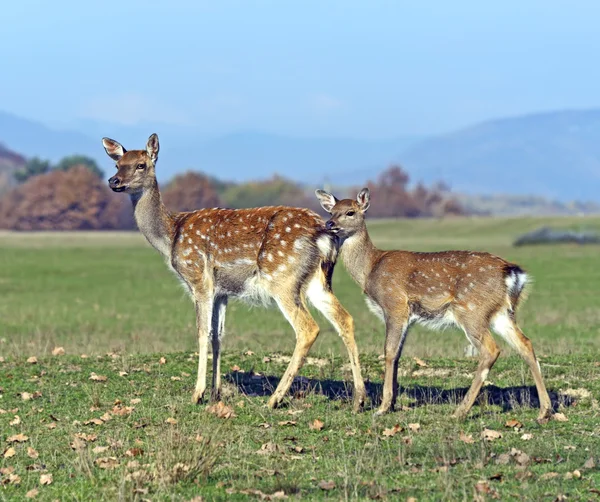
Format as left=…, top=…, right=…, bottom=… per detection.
left=103, top=134, right=160, bottom=194
left=315, top=188, right=370, bottom=239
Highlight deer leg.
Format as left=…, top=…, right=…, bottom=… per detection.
left=492, top=310, right=552, bottom=421
left=210, top=296, right=227, bottom=401
left=376, top=306, right=409, bottom=416
left=267, top=296, right=320, bottom=409
left=192, top=292, right=214, bottom=405
left=306, top=278, right=366, bottom=411
left=453, top=327, right=500, bottom=420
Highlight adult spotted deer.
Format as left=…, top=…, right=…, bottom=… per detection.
left=315, top=188, right=552, bottom=422
left=101, top=134, right=366, bottom=410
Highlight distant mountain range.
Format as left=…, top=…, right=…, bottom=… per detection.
left=400, top=109, right=600, bottom=201
left=1, top=108, right=600, bottom=202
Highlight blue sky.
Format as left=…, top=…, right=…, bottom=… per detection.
left=1, top=0, right=600, bottom=138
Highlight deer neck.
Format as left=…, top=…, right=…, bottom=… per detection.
left=130, top=180, right=174, bottom=259
left=340, top=227, right=381, bottom=289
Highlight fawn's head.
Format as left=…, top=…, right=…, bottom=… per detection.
left=102, top=134, right=160, bottom=194
left=315, top=188, right=370, bottom=238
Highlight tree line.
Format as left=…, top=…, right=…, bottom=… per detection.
left=0, top=155, right=463, bottom=230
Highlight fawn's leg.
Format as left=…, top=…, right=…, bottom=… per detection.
left=492, top=310, right=552, bottom=421
left=267, top=295, right=320, bottom=409
left=376, top=302, right=409, bottom=416
left=210, top=296, right=227, bottom=401
left=306, top=276, right=366, bottom=411
left=192, top=290, right=214, bottom=404
left=453, top=322, right=500, bottom=420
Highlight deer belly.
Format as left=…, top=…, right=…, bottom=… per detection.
left=409, top=305, right=457, bottom=331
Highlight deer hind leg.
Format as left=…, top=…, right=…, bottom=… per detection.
left=492, top=309, right=552, bottom=421
left=191, top=289, right=214, bottom=405
left=267, top=295, right=320, bottom=409
left=306, top=274, right=366, bottom=411
left=453, top=322, right=500, bottom=420
left=376, top=303, right=410, bottom=416
left=210, top=296, right=227, bottom=401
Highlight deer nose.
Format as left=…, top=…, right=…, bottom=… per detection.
left=326, top=220, right=335, bottom=230
left=108, top=176, right=120, bottom=188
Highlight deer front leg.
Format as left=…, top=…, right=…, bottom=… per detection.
left=210, top=296, right=227, bottom=401
left=375, top=314, right=409, bottom=416
left=192, top=293, right=214, bottom=405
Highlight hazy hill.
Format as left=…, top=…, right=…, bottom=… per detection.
left=400, top=109, right=600, bottom=202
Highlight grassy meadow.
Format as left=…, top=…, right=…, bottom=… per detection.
left=1, top=216, right=599, bottom=500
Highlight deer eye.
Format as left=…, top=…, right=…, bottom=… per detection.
left=346, top=210, right=356, bottom=217
left=136, top=163, right=146, bottom=170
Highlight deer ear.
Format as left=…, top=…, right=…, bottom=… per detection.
left=357, top=188, right=370, bottom=212
left=146, top=133, right=159, bottom=163
left=315, top=189, right=338, bottom=213
left=102, top=137, right=126, bottom=161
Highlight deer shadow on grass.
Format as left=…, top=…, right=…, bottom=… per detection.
left=224, top=372, right=573, bottom=414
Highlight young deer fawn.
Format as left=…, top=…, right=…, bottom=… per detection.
left=315, top=188, right=553, bottom=421
left=101, top=134, right=366, bottom=410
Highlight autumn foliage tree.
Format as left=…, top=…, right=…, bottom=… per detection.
left=363, top=165, right=463, bottom=218
left=0, top=165, right=128, bottom=230
left=162, top=171, right=222, bottom=213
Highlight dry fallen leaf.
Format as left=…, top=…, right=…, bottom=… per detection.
left=130, top=398, right=141, bottom=405
left=481, top=429, right=502, bottom=441
left=21, top=392, right=33, bottom=401
left=125, top=448, right=143, bottom=457
left=244, top=350, right=255, bottom=356
left=70, top=437, right=86, bottom=451
left=92, top=445, right=109, bottom=454
left=95, top=457, right=119, bottom=469
left=27, top=447, right=39, bottom=459
left=170, top=376, right=182, bottom=381
left=309, top=419, right=324, bottom=431
left=206, top=401, right=236, bottom=419
left=408, top=423, right=421, bottom=432
left=553, top=413, right=568, bottom=422
left=318, top=480, right=336, bottom=490
left=459, top=431, right=475, bottom=444
left=51, top=347, right=65, bottom=356
left=583, top=457, right=596, bottom=469
left=45, top=422, right=57, bottom=430
left=540, top=472, right=559, bottom=480
left=165, top=417, right=178, bottom=425
left=89, top=373, right=107, bottom=382
left=3, top=447, right=16, bottom=458
left=75, top=433, right=97, bottom=442
left=7, top=433, right=29, bottom=443
left=521, top=433, right=533, bottom=441
left=413, top=357, right=428, bottom=367
left=25, top=488, right=39, bottom=499
left=256, top=442, right=281, bottom=455
left=27, top=356, right=38, bottom=364
left=505, top=419, right=523, bottom=429
left=7, top=473, right=21, bottom=485
left=39, top=473, right=53, bottom=485
left=159, top=356, right=166, bottom=364
left=10, top=415, right=21, bottom=426
left=382, top=424, right=403, bottom=437
left=119, top=371, right=128, bottom=377
left=84, top=418, right=104, bottom=426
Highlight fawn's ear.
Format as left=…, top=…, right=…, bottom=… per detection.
left=356, top=188, right=370, bottom=212
left=315, top=189, right=338, bottom=213
left=102, top=137, right=126, bottom=161
left=146, top=133, right=159, bottom=163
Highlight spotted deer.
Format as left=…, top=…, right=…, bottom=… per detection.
left=101, top=134, right=366, bottom=410
left=315, top=188, right=553, bottom=422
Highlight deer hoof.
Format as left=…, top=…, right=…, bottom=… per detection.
left=191, top=390, right=205, bottom=404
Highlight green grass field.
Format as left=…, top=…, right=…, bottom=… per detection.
left=1, top=216, right=599, bottom=500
